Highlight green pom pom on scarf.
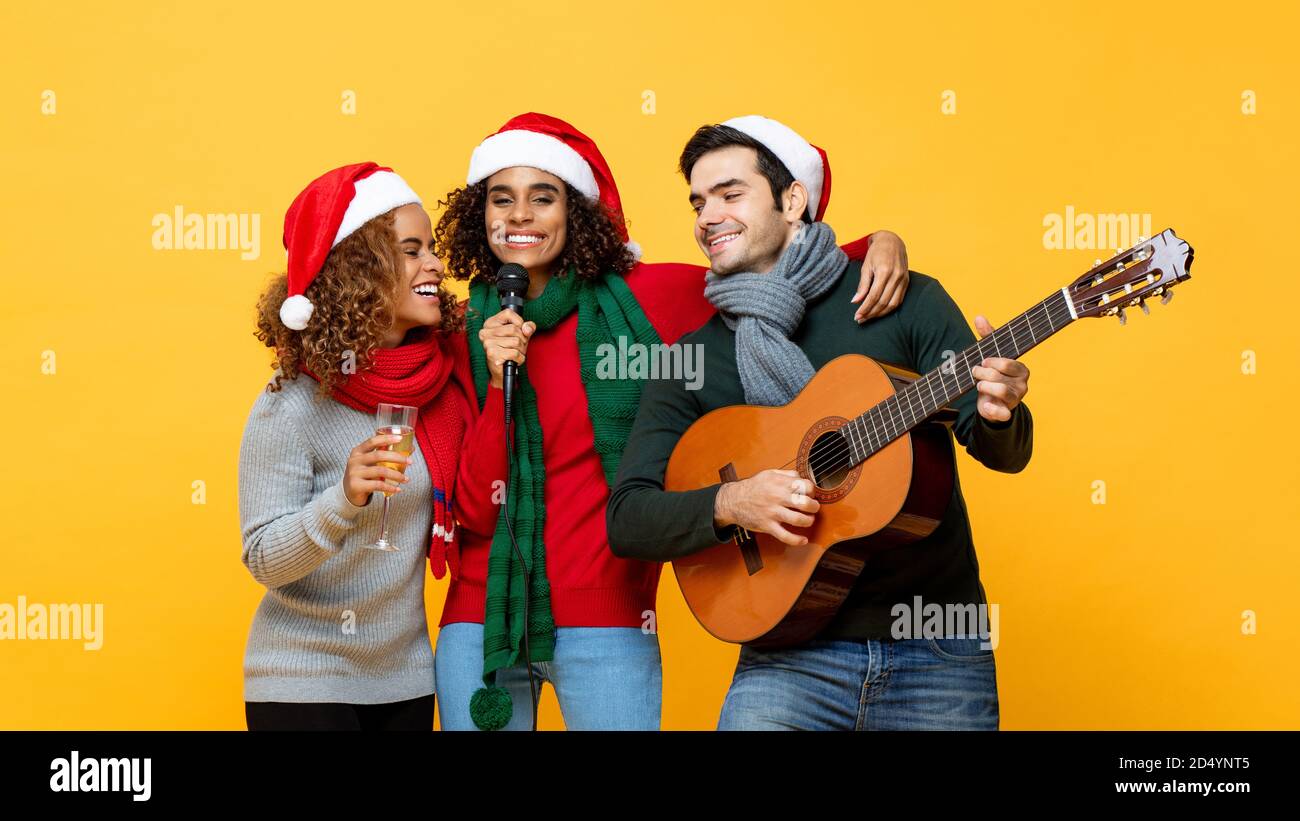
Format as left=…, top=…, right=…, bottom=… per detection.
left=470, top=684, right=513, bottom=731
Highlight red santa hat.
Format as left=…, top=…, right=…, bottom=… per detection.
left=466, top=112, right=640, bottom=261
left=721, top=115, right=833, bottom=222
left=279, top=162, right=421, bottom=330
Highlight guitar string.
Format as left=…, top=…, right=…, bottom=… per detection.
left=738, top=292, right=1074, bottom=479
left=804, top=298, right=1071, bottom=477
left=804, top=298, right=1072, bottom=478
left=803, top=297, right=1076, bottom=479
left=758, top=290, right=1078, bottom=480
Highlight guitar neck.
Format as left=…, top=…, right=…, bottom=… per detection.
left=841, top=287, right=1076, bottom=462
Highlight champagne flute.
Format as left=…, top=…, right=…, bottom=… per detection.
left=367, top=403, right=417, bottom=552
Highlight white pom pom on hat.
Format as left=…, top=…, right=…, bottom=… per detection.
left=278, top=295, right=315, bottom=331
left=278, top=163, right=421, bottom=331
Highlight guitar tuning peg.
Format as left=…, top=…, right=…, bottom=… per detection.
left=1117, top=308, right=1127, bottom=326
left=1161, top=290, right=1174, bottom=305
left=1138, top=235, right=1148, bottom=243
left=1094, top=259, right=1103, bottom=267
left=1139, top=298, right=1150, bottom=315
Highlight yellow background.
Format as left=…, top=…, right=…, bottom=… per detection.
left=2, top=0, right=1296, bottom=729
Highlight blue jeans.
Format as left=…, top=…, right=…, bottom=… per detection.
left=434, top=622, right=662, bottom=730
left=717, top=637, right=999, bottom=730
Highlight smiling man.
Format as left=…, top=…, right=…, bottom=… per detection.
left=606, top=116, right=1035, bottom=731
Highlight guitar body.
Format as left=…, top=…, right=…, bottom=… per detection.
left=664, top=354, right=955, bottom=647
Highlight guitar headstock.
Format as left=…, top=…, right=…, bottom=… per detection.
left=1066, top=228, right=1193, bottom=322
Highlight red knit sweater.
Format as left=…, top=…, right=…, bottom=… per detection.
left=440, top=236, right=874, bottom=628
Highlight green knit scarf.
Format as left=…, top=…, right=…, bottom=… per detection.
left=464, top=268, right=661, bottom=730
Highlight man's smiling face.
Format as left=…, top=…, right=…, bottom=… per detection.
left=688, top=145, right=803, bottom=275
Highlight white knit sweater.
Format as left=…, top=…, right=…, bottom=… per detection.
left=237, top=373, right=436, bottom=704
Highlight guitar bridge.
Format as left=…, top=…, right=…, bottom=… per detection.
left=719, top=463, right=763, bottom=575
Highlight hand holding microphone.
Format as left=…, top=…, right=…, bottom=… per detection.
left=489, top=263, right=533, bottom=418
left=479, top=310, right=535, bottom=389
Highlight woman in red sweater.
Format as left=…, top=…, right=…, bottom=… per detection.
left=431, top=114, right=908, bottom=730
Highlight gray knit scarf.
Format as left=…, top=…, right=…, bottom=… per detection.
left=703, top=221, right=848, bottom=406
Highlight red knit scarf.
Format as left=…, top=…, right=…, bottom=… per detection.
left=303, top=327, right=475, bottom=578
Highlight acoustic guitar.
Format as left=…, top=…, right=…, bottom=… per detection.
left=664, top=228, right=1194, bottom=647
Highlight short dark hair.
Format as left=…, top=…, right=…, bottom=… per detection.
left=678, top=124, right=811, bottom=224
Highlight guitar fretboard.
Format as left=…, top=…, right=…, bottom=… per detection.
left=838, top=288, right=1076, bottom=464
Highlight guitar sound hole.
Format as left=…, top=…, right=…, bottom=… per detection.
left=808, top=430, right=852, bottom=490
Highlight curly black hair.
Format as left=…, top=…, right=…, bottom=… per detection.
left=434, top=179, right=636, bottom=286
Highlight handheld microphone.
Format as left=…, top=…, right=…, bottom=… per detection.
left=495, top=263, right=529, bottom=420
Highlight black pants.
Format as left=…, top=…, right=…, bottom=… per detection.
left=245, top=693, right=435, bottom=731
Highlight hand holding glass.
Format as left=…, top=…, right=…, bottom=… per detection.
left=368, top=404, right=418, bottom=551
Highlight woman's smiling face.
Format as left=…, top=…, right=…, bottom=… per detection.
left=483, top=166, right=569, bottom=276
left=390, top=203, right=445, bottom=332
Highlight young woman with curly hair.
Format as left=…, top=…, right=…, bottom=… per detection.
left=238, top=163, right=482, bottom=731
left=431, top=114, right=911, bottom=731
